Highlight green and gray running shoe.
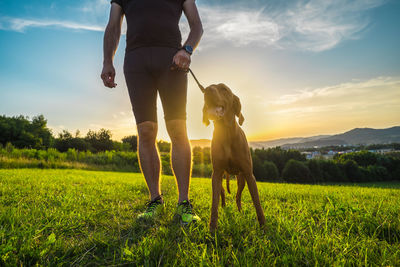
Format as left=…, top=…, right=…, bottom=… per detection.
left=175, top=200, right=201, bottom=225
left=137, top=196, right=164, bottom=220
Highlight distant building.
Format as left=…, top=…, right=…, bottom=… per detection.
left=368, top=148, right=394, bottom=154
left=301, top=151, right=322, bottom=159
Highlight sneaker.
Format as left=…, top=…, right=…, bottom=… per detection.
left=175, top=200, right=201, bottom=225
left=137, top=196, right=164, bottom=220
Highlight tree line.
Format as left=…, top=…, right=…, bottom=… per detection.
left=251, top=147, right=400, bottom=183
left=1, top=115, right=399, bottom=183
left=0, top=114, right=168, bottom=153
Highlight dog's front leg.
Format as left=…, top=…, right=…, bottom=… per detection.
left=210, top=170, right=224, bottom=232
left=244, top=172, right=266, bottom=226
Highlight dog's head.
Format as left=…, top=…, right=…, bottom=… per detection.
left=202, top=83, right=244, bottom=126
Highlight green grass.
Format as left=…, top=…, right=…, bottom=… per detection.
left=0, top=169, right=399, bottom=266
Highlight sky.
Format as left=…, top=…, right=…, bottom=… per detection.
left=0, top=0, right=399, bottom=141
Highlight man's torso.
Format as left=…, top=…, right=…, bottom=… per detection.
left=112, top=0, right=185, bottom=52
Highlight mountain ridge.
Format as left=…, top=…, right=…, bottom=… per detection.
left=190, top=126, right=400, bottom=148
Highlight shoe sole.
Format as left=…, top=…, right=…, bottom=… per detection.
left=173, top=214, right=200, bottom=226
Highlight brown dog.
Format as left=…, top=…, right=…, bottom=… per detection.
left=202, top=83, right=266, bottom=231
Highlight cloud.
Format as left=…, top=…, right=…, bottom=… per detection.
left=195, top=0, right=387, bottom=51
left=193, top=6, right=281, bottom=48
left=278, top=0, right=387, bottom=51
left=79, top=0, right=109, bottom=14
left=268, top=76, right=400, bottom=117
left=0, top=0, right=387, bottom=51
left=0, top=17, right=104, bottom=32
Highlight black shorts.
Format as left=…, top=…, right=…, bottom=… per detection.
left=123, top=46, right=188, bottom=124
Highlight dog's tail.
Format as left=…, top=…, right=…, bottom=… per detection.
left=225, top=171, right=231, bottom=194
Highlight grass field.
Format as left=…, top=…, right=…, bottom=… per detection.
left=1, top=169, right=399, bottom=266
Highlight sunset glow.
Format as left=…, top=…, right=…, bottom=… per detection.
left=0, top=0, right=399, bottom=142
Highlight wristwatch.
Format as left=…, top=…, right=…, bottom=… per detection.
left=182, top=45, right=193, bottom=55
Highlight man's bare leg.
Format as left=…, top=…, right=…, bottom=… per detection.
left=166, top=119, right=191, bottom=203
left=137, top=121, right=161, bottom=201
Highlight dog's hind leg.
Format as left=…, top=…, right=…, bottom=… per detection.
left=236, top=173, right=245, bottom=212
left=210, top=170, right=223, bottom=231
left=220, top=186, right=226, bottom=208
left=225, top=172, right=231, bottom=194
left=244, top=173, right=266, bottom=226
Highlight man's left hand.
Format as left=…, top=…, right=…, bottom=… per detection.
left=172, top=49, right=191, bottom=71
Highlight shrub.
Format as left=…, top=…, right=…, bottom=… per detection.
left=5, top=142, right=14, bottom=153
left=320, top=160, right=346, bottom=182
left=282, top=159, right=311, bottom=183
left=392, top=166, right=400, bottom=181
left=252, top=155, right=266, bottom=180
left=66, top=148, right=78, bottom=161
left=192, top=164, right=212, bottom=178
left=252, top=147, right=306, bottom=176
left=342, top=159, right=364, bottom=182
left=161, top=153, right=172, bottom=175
left=367, top=165, right=390, bottom=181
left=255, top=161, right=277, bottom=181
left=192, top=146, right=211, bottom=165
left=158, top=141, right=171, bottom=153
left=20, top=148, right=37, bottom=159
left=121, top=135, right=137, bottom=151
left=307, top=159, right=324, bottom=183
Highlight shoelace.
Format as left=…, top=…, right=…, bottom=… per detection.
left=145, top=198, right=162, bottom=213
left=180, top=201, right=193, bottom=215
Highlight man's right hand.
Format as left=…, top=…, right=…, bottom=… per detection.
left=101, top=63, right=117, bottom=88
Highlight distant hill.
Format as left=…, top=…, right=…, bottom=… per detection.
left=192, top=126, right=400, bottom=149
left=250, top=135, right=331, bottom=149
left=281, top=126, right=400, bottom=148
left=190, top=139, right=211, bottom=148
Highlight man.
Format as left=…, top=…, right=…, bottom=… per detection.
left=101, top=0, right=203, bottom=224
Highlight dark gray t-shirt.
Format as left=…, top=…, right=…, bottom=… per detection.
left=111, top=0, right=186, bottom=52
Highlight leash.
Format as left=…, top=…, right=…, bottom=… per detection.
left=188, top=68, right=205, bottom=93
left=171, top=63, right=205, bottom=93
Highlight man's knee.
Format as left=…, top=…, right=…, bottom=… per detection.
left=166, top=119, right=189, bottom=145
left=137, top=121, right=158, bottom=145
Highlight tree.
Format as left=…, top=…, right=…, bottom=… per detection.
left=157, top=140, right=171, bottom=153
left=252, top=147, right=306, bottom=176
left=30, top=115, right=53, bottom=148
left=192, top=146, right=211, bottom=165
left=342, top=159, right=364, bottom=182
left=262, top=161, right=279, bottom=181
left=367, top=165, right=390, bottom=182
left=282, top=159, right=311, bottom=183
left=192, top=146, right=203, bottom=165
left=54, top=130, right=89, bottom=152
left=320, top=160, right=346, bottom=182
left=85, top=129, right=113, bottom=152
left=252, top=154, right=266, bottom=180
left=121, top=135, right=138, bottom=151
left=336, top=151, right=378, bottom=167
left=307, top=159, right=324, bottom=183
left=0, top=114, right=53, bottom=149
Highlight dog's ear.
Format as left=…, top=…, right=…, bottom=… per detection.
left=202, top=105, right=210, bottom=126
left=233, top=94, right=245, bottom=126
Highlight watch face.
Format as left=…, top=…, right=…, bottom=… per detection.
left=185, top=45, right=193, bottom=54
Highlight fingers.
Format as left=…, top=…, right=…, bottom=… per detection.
left=106, top=75, right=117, bottom=88
left=172, top=55, right=191, bottom=72
left=101, top=72, right=117, bottom=88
